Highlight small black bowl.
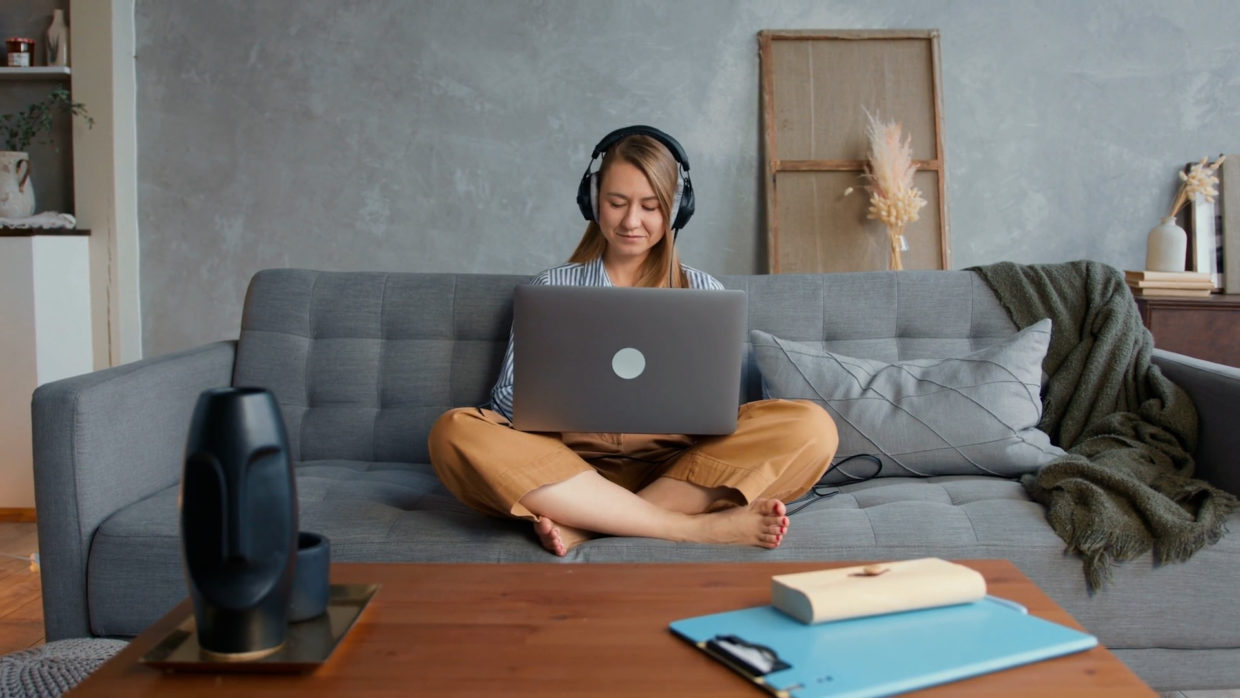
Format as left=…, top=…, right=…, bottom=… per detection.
left=288, top=531, right=331, bottom=623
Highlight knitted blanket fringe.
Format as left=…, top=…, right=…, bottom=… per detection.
left=970, top=260, right=1239, bottom=591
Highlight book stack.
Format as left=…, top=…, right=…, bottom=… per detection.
left=1125, top=270, right=1215, bottom=298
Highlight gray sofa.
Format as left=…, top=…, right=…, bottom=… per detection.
left=32, top=268, right=1240, bottom=691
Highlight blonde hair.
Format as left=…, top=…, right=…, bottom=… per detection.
left=568, top=134, right=688, bottom=288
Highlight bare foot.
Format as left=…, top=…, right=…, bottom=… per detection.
left=533, top=516, right=593, bottom=557
left=692, top=498, right=789, bottom=549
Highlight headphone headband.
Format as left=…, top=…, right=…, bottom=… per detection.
left=576, top=125, right=695, bottom=232
left=590, top=125, right=691, bottom=172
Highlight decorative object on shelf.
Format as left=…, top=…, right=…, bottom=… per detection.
left=1148, top=156, right=1226, bottom=273
left=45, top=10, right=68, bottom=67
left=1222, top=155, right=1240, bottom=293
left=858, top=110, right=926, bottom=271
left=181, top=386, right=298, bottom=660
left=0, top=88, right=92, bottom=218
left=1124, top=269, right=1213, bottom=298
left=1145, top=217, right=1188, bottom=272
left=5, top=37, right=34, bottom=67
left=0, top=87, right=92, bottom=152
left=1184, top=180, right=1220, bottom=288
left=0, top=210, right=76, bottom=228
left=1168, top=156, right=1224, bottom=220
left=0, top=150, right=34, bottom=218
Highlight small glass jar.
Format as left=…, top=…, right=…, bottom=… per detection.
left=5, top=37, right=35, bottom=67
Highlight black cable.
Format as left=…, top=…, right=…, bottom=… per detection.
left=786, top=484, right=841, bottom=515
left=786, top=453, right=883, bottom=516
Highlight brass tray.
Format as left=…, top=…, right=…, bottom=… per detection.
left=140, top=583, right=379, bottom=673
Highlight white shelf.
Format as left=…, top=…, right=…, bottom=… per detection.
left=0, top=66, right=71, bottom=81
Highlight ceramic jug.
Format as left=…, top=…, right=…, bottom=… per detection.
left=0, top=151, right=34, bottom=219
left=181, top=387, right=298, bottom=659
left=1145, top=217, right=1188, bottom=273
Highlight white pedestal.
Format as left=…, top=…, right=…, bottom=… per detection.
left=0, top=233, right=93, bottom=509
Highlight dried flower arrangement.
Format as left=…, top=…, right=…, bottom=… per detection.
left=1168, top=155, right=1225, bottom=219
left=861, top=111, right=926, bottom=270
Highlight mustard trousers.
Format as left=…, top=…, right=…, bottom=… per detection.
left=427, top=399, right=838, bottom=520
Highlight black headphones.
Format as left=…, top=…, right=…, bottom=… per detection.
left=576, top=125, right=695, bottom=232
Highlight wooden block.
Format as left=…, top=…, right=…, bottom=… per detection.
left=771, top=557, right=986, bottom=624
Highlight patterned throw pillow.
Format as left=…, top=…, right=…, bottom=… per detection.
left=750, top=319, right=1065, bottom=483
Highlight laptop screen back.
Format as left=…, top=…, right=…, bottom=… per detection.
left=512, top=285, right=747, bottom=434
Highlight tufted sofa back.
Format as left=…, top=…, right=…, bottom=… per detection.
left=233, top=269, right=1017, bottom=464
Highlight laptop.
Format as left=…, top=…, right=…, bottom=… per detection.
left=511, top=284, right=747, bottom=434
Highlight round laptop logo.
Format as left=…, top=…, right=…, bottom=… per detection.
left=611, top=347, right=645, bottom=380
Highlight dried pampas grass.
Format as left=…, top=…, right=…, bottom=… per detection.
left=861, top=110, right=926, bottom=270
left=1168, top=155, right=1225, bottom=219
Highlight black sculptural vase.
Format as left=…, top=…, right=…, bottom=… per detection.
left=181, top=386, right=298, bottom=660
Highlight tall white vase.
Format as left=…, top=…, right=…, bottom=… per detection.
left=45, top=9, right=68, bottom=67
left=0, top=151, right=35, bottom=218
left=1145, top=217, right=1187, bottom=272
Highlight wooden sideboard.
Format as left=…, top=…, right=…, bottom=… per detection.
left=1133, top=293, right=1240, bottom=368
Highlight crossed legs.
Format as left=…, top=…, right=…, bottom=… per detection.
left=521, top=472, right=789, bottom=556
left=428, top=399, right=836, bottom=557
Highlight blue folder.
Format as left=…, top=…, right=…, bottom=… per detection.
left=669, top=596, right=1097, bottom=698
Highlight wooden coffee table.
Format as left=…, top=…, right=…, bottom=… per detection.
left=69, top=560, right=1154, bottom=696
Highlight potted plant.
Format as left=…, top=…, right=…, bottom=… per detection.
left=0, top=88, right=92, bottom=219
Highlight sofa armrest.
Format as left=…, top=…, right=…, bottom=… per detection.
left=32, top=340, right=236, bottom=640
left=1152, top=348, right=1240, bottom=497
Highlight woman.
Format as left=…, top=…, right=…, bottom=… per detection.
left=429, top=126, right=838, bottom=556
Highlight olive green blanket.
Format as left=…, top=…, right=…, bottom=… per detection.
left=971, top=260, right=1238, bottom=590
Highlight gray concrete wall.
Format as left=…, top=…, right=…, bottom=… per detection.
left=135, top=1, right=1240, bottom=356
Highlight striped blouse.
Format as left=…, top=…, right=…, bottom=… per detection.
left=488, top=256, right=725, bottom=420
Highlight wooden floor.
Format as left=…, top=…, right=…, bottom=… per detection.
left=0, top=522, right=44, bottom=654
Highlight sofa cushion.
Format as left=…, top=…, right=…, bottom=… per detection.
left=85, top=462, right=1240, bottom=656
left=86, top=460, right=545, bottom=637
left=233, top=271, right=525, bottom=464
left=751, top=320, right=1065, bottom=481
left=231, top=270, right=1022, bottom=467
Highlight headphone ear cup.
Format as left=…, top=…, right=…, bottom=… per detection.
left=673, top=175, right=695, bottom=230
left=576, top=170, right=596, bottom=222
left=590, top=174, right=599, bottom=222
